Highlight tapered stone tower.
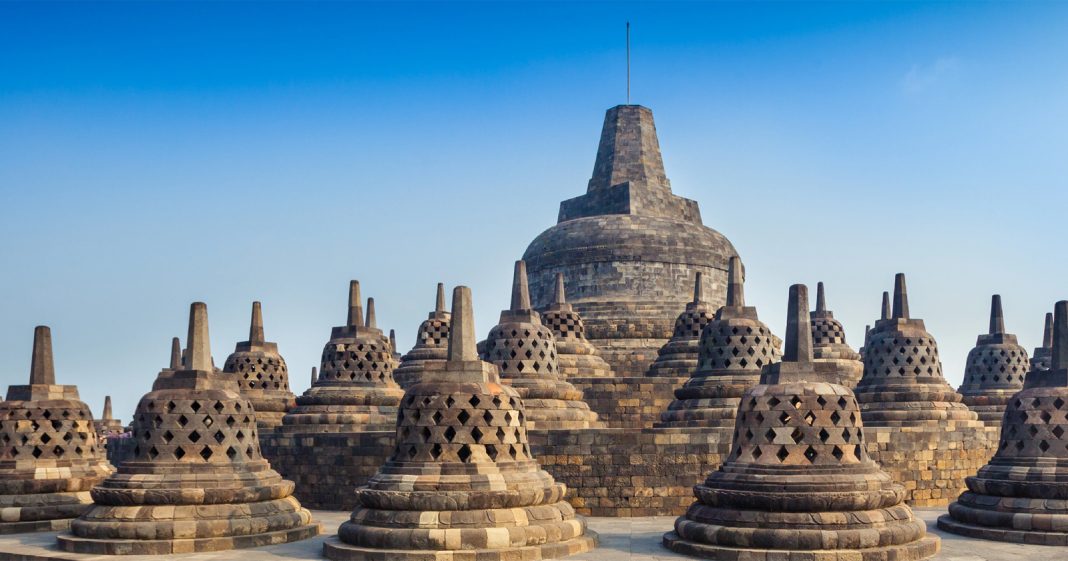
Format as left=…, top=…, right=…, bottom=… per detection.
left=646, top=273, right=717, bottom=377
left=523, top=105, right=738, bottom=377
left=481, top=261, right=600, bottom=430
left=1031, top=312, right=1054, bottom=372
left=810, top=282, right=863, bottom=387
left=93, top=396, right=123, bottom=436
left=657, top=257, right=780, bottom=428
left=58, top=303, right=318, bottom=554
left=664, top=285, right=940, bottom=560
left=0, top=327, right=113, bottom=534
left=541, top=273, right=613, bottom=378
left=222, top=301, right=296, bottom=429
left=323, top=286, right=598, bottom=561
left=394, top=283, right=451, bottom=389
left=279, top=281, right=403, bottom=433
left=938, top=301, right=1068, bottom=544
left=957, top=295, right=1030, bottom=424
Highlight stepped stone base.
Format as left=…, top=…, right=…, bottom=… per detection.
left=936, top=514, right=1068, bottom=546
left=0, top=519, right=72, bottom=535
left=588, top=337, right=668, bottom=378
left=863, top=421, right=1000, bottom=507
left=571, top=376, right=685, bottom=429
left=961, top=395, right=1012, bottom=425
left=57, top=523, right=320, bottom=555
left=663, top=531, right=940, bottom=561
left=322, top=533, right=598, bottom=561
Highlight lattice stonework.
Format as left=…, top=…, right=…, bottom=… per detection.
left=0, top=405, right=99, bottom=462
left=698, top=322, right=778, bottom=372
left=322, top=340, right=396, bottom=383
left=129, top=397, right=261, bottom=463
left=393, top=390, right=531, bottom=465
left=812, top=317, right=847, bottom=346
left=417, top=318, right=450, bottom=347
left=483, top=325, right=558, bottom=377
left=963, top=345, right=1029, bottom=388
left=995, top=394, right=1068, bottom=458
left=673, top=310, right=715, bottom=338
left=223, top=353, right=290, bottom=392
left=863, top=334, right=942, bottom=379
left=542, top=311, right=586, bottom=340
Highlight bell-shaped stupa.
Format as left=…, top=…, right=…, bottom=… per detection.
left=938, top=301, right=1068, bottom=545
left=1031, top=312, right=1054, bottom=372
left=222, top=301, right=296, bottom=428
left=664, top=285, right=940, bottom=560
left=657, top=257, right=780, bottom=428
left=279, top=281, right=404, bottom=433
left=93, top=396, right=124, bottom=437
left=58, top=303, right=318, bottom=554
left=323, top=286, right=598, bottom=560
left=0, top=327, right=113, bottom=534
left=481, top=261, right=600, bottom=430
left=957, top=295, right=1030, bottom=424
left=541, top=273, right=613, bottom=378
left=523, top=105, right=739, bottom=377
left=810, top=282, right=863, bottom=387
left=854, top=274, right=977, bottom=425
left=393, top=283, right=451, bottom=389
left=646, top=273, right=717, bottom=377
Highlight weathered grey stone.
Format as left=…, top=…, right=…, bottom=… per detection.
left=810, top=282, right=863, bottom=387
left=542, top=274, right=614, bottom=379
left=646, top=273, right=717, bottom=378
left=957, top=295, right=1030, bottom=424
left=394, top=284, right=451, bottom=389
left=1031, top=312, right=1054, bottom=372
left=222, top=301, right=297, bottom=429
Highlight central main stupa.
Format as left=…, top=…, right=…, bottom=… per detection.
left=523, top=105, right=738, bottom=376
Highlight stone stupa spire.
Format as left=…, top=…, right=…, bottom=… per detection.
left=809, top=281, right=863, bottom=387
left=957, top=294, right=1029, bottom=423
left=365, top=297, right=377, bottom=329
left=347, top=280, right=363, bottom=328
left=394, top=283, right=453, bottom=389
left=222, top=301, right=296, bottom=429
left=881, top=291, right=891, bottom=320
left=541, top=273, right=614, bottom=378
left=29, top=326, right=55, bottom=385
left=169, top=337, right=182, bottom=370
left=647, top=271, right=717, bottom=377
left=94, top=394, right=123, bottom=436
left=891, top=273, right=909, bottom=320
left=1031, top=312, right=1055, bottom=372
left=102, top=395, right=113, bottom=420
left=310, top=366, right=317, bottom=387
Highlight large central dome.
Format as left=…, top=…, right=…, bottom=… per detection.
left=523, top=105, right=738, bottom=376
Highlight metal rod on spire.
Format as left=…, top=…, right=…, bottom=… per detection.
left=626, top=21, right=631, bottom=105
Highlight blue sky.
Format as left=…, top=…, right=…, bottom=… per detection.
left=2, top=1, right=1067, bottom=419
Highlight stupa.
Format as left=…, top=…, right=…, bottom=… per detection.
left=393, top=283, right=451, bottom=389
left=222, top=301, right=296, bottom=429
left=279, top=281, right=403, bottom=433
left=388, top=330, right=401, bottom=365
left=541, top=273, right=613, bottom=378
left=657, top=257, right=780, bottom=428
left=1031, top=312, right=1054, bottom=371
left=938, top=301, right=1068, bottom=545
left=957, top=295, right=1030, bottom=424
left=810, top=282, right=863, bottom=387
left=481, top=261, right=600, bottom=430
left=664, top=285, right=939, bottom=560
left=57, top=303, right=318, bottom=554
left=523, top=105, right=738, bottom=377
left=646, top=273, right=717, bottom=377
left=855, top=273, right=976, bottom=425
left=93, top=396, right=124, bottom=436
left=323, top=286, right=598, bottom=561
left=0, top=327, right=113, bottom=534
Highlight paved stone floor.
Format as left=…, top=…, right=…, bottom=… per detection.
left=0, top=509, right=1047, bottom=560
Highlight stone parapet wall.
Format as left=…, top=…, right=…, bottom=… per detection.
left=571, top=376, right=685, bottom=428
left=864, top=421, right=1000, bottom=507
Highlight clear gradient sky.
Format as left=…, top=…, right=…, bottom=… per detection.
left=2, top=1, right=1067, bottom=420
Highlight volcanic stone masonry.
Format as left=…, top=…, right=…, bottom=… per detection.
left=222, top=301, right=296, bottom=429
left=57, top=303, right=317, bottom=554
left=939, top=300, right=1068, bottom=544
left=1032, top=312, right=1054, bottom=371
left=810, top=281, right=864, bottom=387
left=323, top=286, right=597, bottom=561
left=523, top=104, right=738, bottom=378
left=657, top=256, right=781, bottom=428
left=646, top=272, right=717, bottom=378
left=541, top=273, right=613, bottom=378
left=0, top=327, right=113, bottom=534
left=957, top=295, right=1030, bottom=424
left=393, top=283, right=451, bottom=389
left=93, top=396, right=123, bottom=437
left=481, top=261, right=600, bottom=430
left=664, top=284, right=939, bottom=561
left=855, top=273, right=999, bottom=506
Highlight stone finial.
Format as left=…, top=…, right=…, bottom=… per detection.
left=29, top=325, right=56, bottom=385
left=186, top=302, right=212, bottom=372
left=815, top=282, right=827, bottom=314
left=692, top=272, right=704, bottom=304
left=169, top=337, right=182, bottom=369
left=892, top=273, right=909, bottom=320
left=249, top=301, right=265, bottom=344
left=881, top=291, right=891, bottom=321
left=989, top=295, right=1005, bottom=335
left=1054, top=301, right=1068, bottom=372
left=347, top=280, right=363, bottom=328
left=553, top=273, right=567, bottom=305
left=311, top=366, right=317, bottom=386
left=587, top=105, right=668, bottom=193
left=103, top=395, right=113, bottom=420
left=510, top=260, right=532, bottom=311
left=447, top=286, right=478, bottom=362
left=1044, top=312, right=1055, bottom=348
left=389, top=329, right=397, bottom=352
left=726, top=256, right=744, bottom=307
left=365, top=298, right=377, bottom=329
left=864, top=325, right=872, bottom=346
left=783, top=284, right=814, bottom=364
left=435, top=283, right=446, bottom=314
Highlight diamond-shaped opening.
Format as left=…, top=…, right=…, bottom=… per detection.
left=200, top=446, right=213, bottom=461
left=765, top=428, right=776, bottom=442
left=458, top=444, right=472, bottom=462
left=149, top=446, right=159, bottom=459
left=175, top=446, right=186, bottom=459
left=214, top=401, right=225, bottom=413
left=779, top=411, right=791, bottom=424
left=190, top=401, right=201, bottom=413
left=819, top=428, right=830, bottom=442
left=768, top=396, right=781, bottom=408
left=188, top=430, right=201, bottom=443
left=830, top=411, right=841, bottom=425
left=804, top=446, right=818, bottom=462
left=791, top=428, right=804, bottom=444
left=40, top=433, right=51, bottom=444
left=1054, top=426, right=1065, bottom=439
left=816, top=396, right=827, bottom=408
left=458, top=410, right=470, bottom=425
left=214, top=430, right=225, bottom=444
left=486, top=444, right=499, bottom=461
left=226, top=416, right=236, bottom=427
left=804, top=411, right=817, bottom=426
left=832, top=446, right=844, bottom=461
left=776, top=446, right=789, bottom=463
left=790, top=396, right=803, bottom=409
left=53, top=445, right=64, bottom=457
left=1042, top=411, right=1053, bottom=424
left=445, top=396, right=455, bottom=408
left=1056, top=398, right=1065, bottom=410
left=31, top=446, right=42, bottom=458
left=444, top=427, right=457, bottom=442
left=471, top=426, right=484, bottom=442
left=1040, top=440, right=1051, bottom=453
left=422, top=427, right=432, bottom=440
left=166, top=401, right=176, bottom=412
left=432, top=411, right=443, bottom=425
left=431, top=443, right=442, bottom=459
left=177, top=415, right=188, bottom=427
left=751, top=446, right=763, bottom=460
left=163, top=430, right=174, bottom=443
left=483, top=410, right=494, bottom=424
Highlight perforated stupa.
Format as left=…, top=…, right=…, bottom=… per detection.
left=57, top=303, right=317, bottom=554
left=393, top=283, right=451, bottom=389
left=664, top=285, right=940, bottom=561
left=323, top=286, right=598, bottom=561
left=222, top=301, right=296, bottom=428
left=957, top=295, right=1030, bottom=424
left=541, top=273, right=613, bottom=378
left=0, top=327, right=113, bottom=534
left=646, top=273, right=717, bottom=377
left=481, top=261, right=600, bottom=430
left=1031, top=312, right=1054, bottom=372
left=810, top=282, right=863, bottom=387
